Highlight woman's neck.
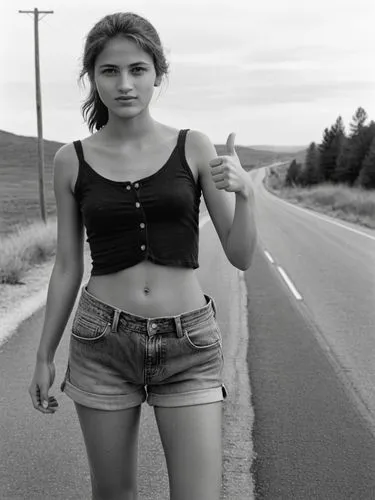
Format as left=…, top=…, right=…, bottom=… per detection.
left=99, top=109, right=159, bottom=146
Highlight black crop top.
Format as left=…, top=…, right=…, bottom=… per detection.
left=73, top=129, right=202, bottom=275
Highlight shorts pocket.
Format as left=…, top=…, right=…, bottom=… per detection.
left=183, top=317, right=222, bottom=351
left=71, top=307, right=110, bottom=342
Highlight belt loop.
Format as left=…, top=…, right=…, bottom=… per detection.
left=173, top=315, right=184, bottom=338
left=209, top=295, right=217, bottom=318
left=111, top=309, right=120, bottom=333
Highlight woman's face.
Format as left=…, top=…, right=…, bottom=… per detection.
left=94, top=36, right=160, bottom=120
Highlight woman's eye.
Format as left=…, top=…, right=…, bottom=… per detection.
left=101, top=67, right=146, bottom=76
left=103, top=68, right=117, bottom=75
left=132, top=67, right=147, bottom=75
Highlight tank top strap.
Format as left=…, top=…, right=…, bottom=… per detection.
left=176, top=129, right=189, bottom=154
left=175, top=128, right=198, bottom=187
left=176, top=129, right=190, bottom=167
left=73, top=140, right=85, bottom=164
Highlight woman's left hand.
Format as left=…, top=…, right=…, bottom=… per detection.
left=209, top=133, right=253, bottom=199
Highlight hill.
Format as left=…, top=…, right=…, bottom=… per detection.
left=250, top=145, right=307, bottom=153
left=215, top=144, right=306, bottom=170
left=0, top=129, right=306, bottom=235
left=0, top=130, right=64, bottom=236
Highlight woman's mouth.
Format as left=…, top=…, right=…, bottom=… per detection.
left=115, top=96, right=136, bottom=101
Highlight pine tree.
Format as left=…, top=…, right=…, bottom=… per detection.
left=319, top=117, right=345, bottom=182
left=303, top=142, right=320, bottom=185
left=318, top=127, right=333, bottom=181
left=349, top=107, right=368, bottom=136
left=285, top=159, right=300, bottom=187
left=331, top=116, right=346, bottom=182
left=334, top=141, right=351, bottom=184
left=335, top=115, right=346, bottom=136
left=358, top=136, right=375, bottom=189
left=340, top=115, right=375, bottom=185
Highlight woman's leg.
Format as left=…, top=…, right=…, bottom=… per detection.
left=154, top=402, right=223, bottom=500
left=74, top=402, right=142, bottom=500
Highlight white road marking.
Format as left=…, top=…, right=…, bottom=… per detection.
left=264, top=250, right=274, bottom=264
left=277, top=266, right=303, bottom=301
left=268, top=190, right=375, bottom=242
left=264, top=249, right=302, bottom=301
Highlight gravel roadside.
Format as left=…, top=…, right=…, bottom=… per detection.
left=0, top=251, right=92, bottom=349
left=0, top=259, right=54, bottom=349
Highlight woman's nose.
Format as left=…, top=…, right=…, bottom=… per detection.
left=117, top=71, right=133, bottom=92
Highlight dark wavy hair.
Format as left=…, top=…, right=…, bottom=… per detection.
left=80, top=12, right=169, bottom=132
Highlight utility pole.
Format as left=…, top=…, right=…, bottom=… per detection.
left=19, top=8, right=53, bottom=223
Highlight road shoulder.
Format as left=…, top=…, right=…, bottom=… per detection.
left=246, top=247, right=375, bottom=499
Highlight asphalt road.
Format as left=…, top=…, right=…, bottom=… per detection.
left=0, top=217, right=254, bottom=500
left=254, top=168, right=375, bottom=428
left=248, top=168, right=375, bottom=499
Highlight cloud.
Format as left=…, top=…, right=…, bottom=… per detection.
left=244, top=45, right=358, bottom=64
left=158, top=75, right=375, bottom=112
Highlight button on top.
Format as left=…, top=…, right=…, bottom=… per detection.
left=151, top=323, right=157, bottom=329
left=134, top=182, right=139, bottom=189
left=140, top=222, right=145, bottom=229
left=135, top=202, right=140, bottom=208
left=126, top=185, right=131, bottom=191
left=140, top=244, right=146, bottom=251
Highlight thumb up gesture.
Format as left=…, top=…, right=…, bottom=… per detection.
left=209, top=133, right=251, bottom=198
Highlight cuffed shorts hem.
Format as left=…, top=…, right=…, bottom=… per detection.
left=63, top=379, right=147, bottom=411
left=147, top=383, right=228, bottom=408
left=63, top=379, right=228, bottom=411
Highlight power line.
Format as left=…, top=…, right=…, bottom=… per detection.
left=18, top=8, right=54, bottom=224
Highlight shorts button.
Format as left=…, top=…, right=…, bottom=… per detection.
left=134, top=182, right=139, bottom=189
left=151, top=323, right=157, bottom=329
left=135, top=202, right=140, bottom=208
left=140, top=222, right=145, bottom=229
left=141, top=244, right=146, bottom=251
left=126, top=185, right=131, bottom=191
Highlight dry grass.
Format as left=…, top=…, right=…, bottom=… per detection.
left=265, top=166, right=375, bottom=229
left=0, top=218, right=57, bottom=284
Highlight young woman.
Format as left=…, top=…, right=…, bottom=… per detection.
left=28, top=11, right=256, bottom=500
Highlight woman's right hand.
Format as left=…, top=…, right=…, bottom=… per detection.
left=29, top=360, right=59, bottom=414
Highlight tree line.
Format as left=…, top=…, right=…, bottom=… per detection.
left=285, top=107, right=375, bottom=190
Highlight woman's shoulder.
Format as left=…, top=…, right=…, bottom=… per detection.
left=53, top=141, right=82, bottom=192
left=54, top=130, right=94, bottom=166
left=185, top=129, right=212, bottom=146
left=185, top=129, right=216, bottom=165
left=54, top=142, right=77, bottom=162
left=163, top=125, right=211, bottom=145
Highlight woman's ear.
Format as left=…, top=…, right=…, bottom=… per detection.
left=154, top=75, right=162, bottom=87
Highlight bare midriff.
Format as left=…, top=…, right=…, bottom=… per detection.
left=86, top=259, right=206, bottom=318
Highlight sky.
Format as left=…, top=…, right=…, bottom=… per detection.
left=0, top=0, right=374, bottom=147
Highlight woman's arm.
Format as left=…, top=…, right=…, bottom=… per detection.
left=29, top=144, right=84, bottom=412
left=186, top=130, right=257, bottom=271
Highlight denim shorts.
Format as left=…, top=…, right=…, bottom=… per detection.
left=60, top=286, right=228, bottom=410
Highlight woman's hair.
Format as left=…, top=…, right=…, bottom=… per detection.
left=80, top=12, right=169, bottom=132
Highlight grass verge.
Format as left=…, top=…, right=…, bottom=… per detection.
left=265, top=165, right=375, bottom=229
left=0, top=218, right=57, bottom=284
